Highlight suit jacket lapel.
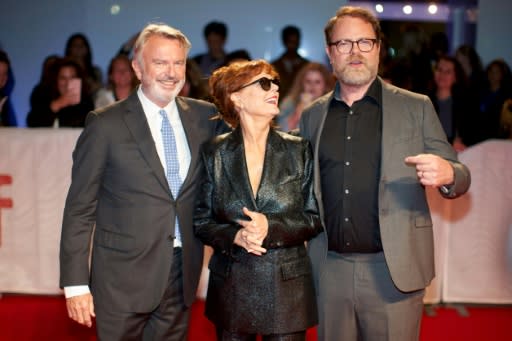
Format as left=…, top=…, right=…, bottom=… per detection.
left=310, top=92, right=334, bottom=218
left=256, top=130, right=292, bottom=209
left=176, top=97, right=201, bottom=194
left=122, top=93, right=170, bottom=194
left=222, top=128, right=258, bottom=209
left=380, top=79, right=403, bottom=180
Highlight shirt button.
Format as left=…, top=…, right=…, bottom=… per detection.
left=349, top=110, right=353, bottom=115
left=346, top=242, right=350, bottom=246
left=344, top=217, right=349, bottom=222
left=347, top=136, right=351, bottom=140
left=345, top=189, right=349, bottom=194
left=345, top=161, right=350, bottom=166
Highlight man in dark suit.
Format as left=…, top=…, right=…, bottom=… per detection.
left=59, top=23, right=223, bottom=340
left=299, top=6, right=471, bottom=341
left=271, top=25, right=309, bottom=100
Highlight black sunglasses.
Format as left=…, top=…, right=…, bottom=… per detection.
left=237, top=77, right=280, bottom=92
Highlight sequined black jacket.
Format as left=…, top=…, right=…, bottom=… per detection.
left=194, top=127, right=322, bottom=334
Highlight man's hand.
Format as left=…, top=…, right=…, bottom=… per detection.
left=405, top=153, right=454, bottom=187
left=66, top=293, right=95, bottom=327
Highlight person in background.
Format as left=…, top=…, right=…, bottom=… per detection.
left=178, top=58, right=210, bottom=101
left=272, top=25, right=309, bottom=100
left=428, top=32, right=449, bottom=68
left=94, top=54, right=139, bottom=109
left=0, top=50, right=17, bottom=126
left=300, top=6, right=471, bottom=341
left=194, top=59, right=322, bottom=341
left=395, top=23, right=432, bottom=94
left=223, top=49, right=251, bottom=66
left=26, top=54, right=60, bottom=124
left=478, top=59, right=512, bottom=142
left=65, top=33, right=103, bottom=97
left=428, top=55, right=479, bottom=151
left=59, top=23, right=225, bottom=340
left=500, top=98, right=512, bottom=139
left=26, top=57, right=94, bottom=127
left=278, top=62, right=335, bottom=131
left=117, top=32, right=140, bottom=58
left=455, top=44, right=485, bottom=99
left=192, top=21, right=228, bottom=77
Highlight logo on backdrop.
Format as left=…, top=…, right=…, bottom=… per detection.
left=0, top=175, right=13, bottom=247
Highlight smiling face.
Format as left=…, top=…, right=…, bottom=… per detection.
left=132, top=35, right=186, bottom=107
left=326, top=16, right=380, bottom=88
left=231, top=72, right=280, bottom=124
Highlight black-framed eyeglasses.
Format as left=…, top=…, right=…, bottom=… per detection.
left=328, top=38, right=379, bottom=54
left=237, top=77, right=280, bottom=92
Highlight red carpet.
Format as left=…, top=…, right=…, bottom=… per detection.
left=0, top=294, right=511, bottom=340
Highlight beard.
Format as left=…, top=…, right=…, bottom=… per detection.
left=336, top=55, right=378, bottom=86
left=144, top=76, right=185, bottom=105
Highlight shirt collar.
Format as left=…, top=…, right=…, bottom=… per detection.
left=137, top=85, right=178, bottom=119
left=333, top=77, right=382, bottom=107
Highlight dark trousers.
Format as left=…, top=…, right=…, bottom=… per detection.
left=216, top=329, right=306, bottom=341
left=317, top=251, right=425, bottom=341
left=95, top=248, right=190, bottom=341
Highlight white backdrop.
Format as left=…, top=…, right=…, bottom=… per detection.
left=441, top=140, right=512, bottom=303
left=1, top=129, right=511, bottom=304
left=0, top=128, right=80, bottom=294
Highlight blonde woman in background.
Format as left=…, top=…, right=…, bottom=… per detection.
left=94, top=54, right=139, bottom=109
left=278, top=62, right=335, bottom=131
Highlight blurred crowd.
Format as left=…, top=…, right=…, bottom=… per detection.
left=1, top=21, right=511, bottom=150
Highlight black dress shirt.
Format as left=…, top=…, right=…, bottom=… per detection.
left=319, top=79, right=383, bottom=253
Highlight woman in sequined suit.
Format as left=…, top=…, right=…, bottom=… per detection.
left=194, top=60, right=323, bottom=341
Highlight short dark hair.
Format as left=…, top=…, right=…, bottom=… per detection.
left=204, top=21, right=228, bottom=39
left=324, top=6, right=381, bottom=44
left=224, top=49, right=251, bottom=66
left=281, top=25, right=301, bottom=44
left=0, top=50, right=10, bottom=67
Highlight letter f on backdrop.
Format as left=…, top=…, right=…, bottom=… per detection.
left=0, top=175, right=13, bottom=247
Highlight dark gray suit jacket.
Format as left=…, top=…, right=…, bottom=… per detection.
left=299, top=78, right=471, bottom=292
left=60, top=92, right=222, bottom=312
